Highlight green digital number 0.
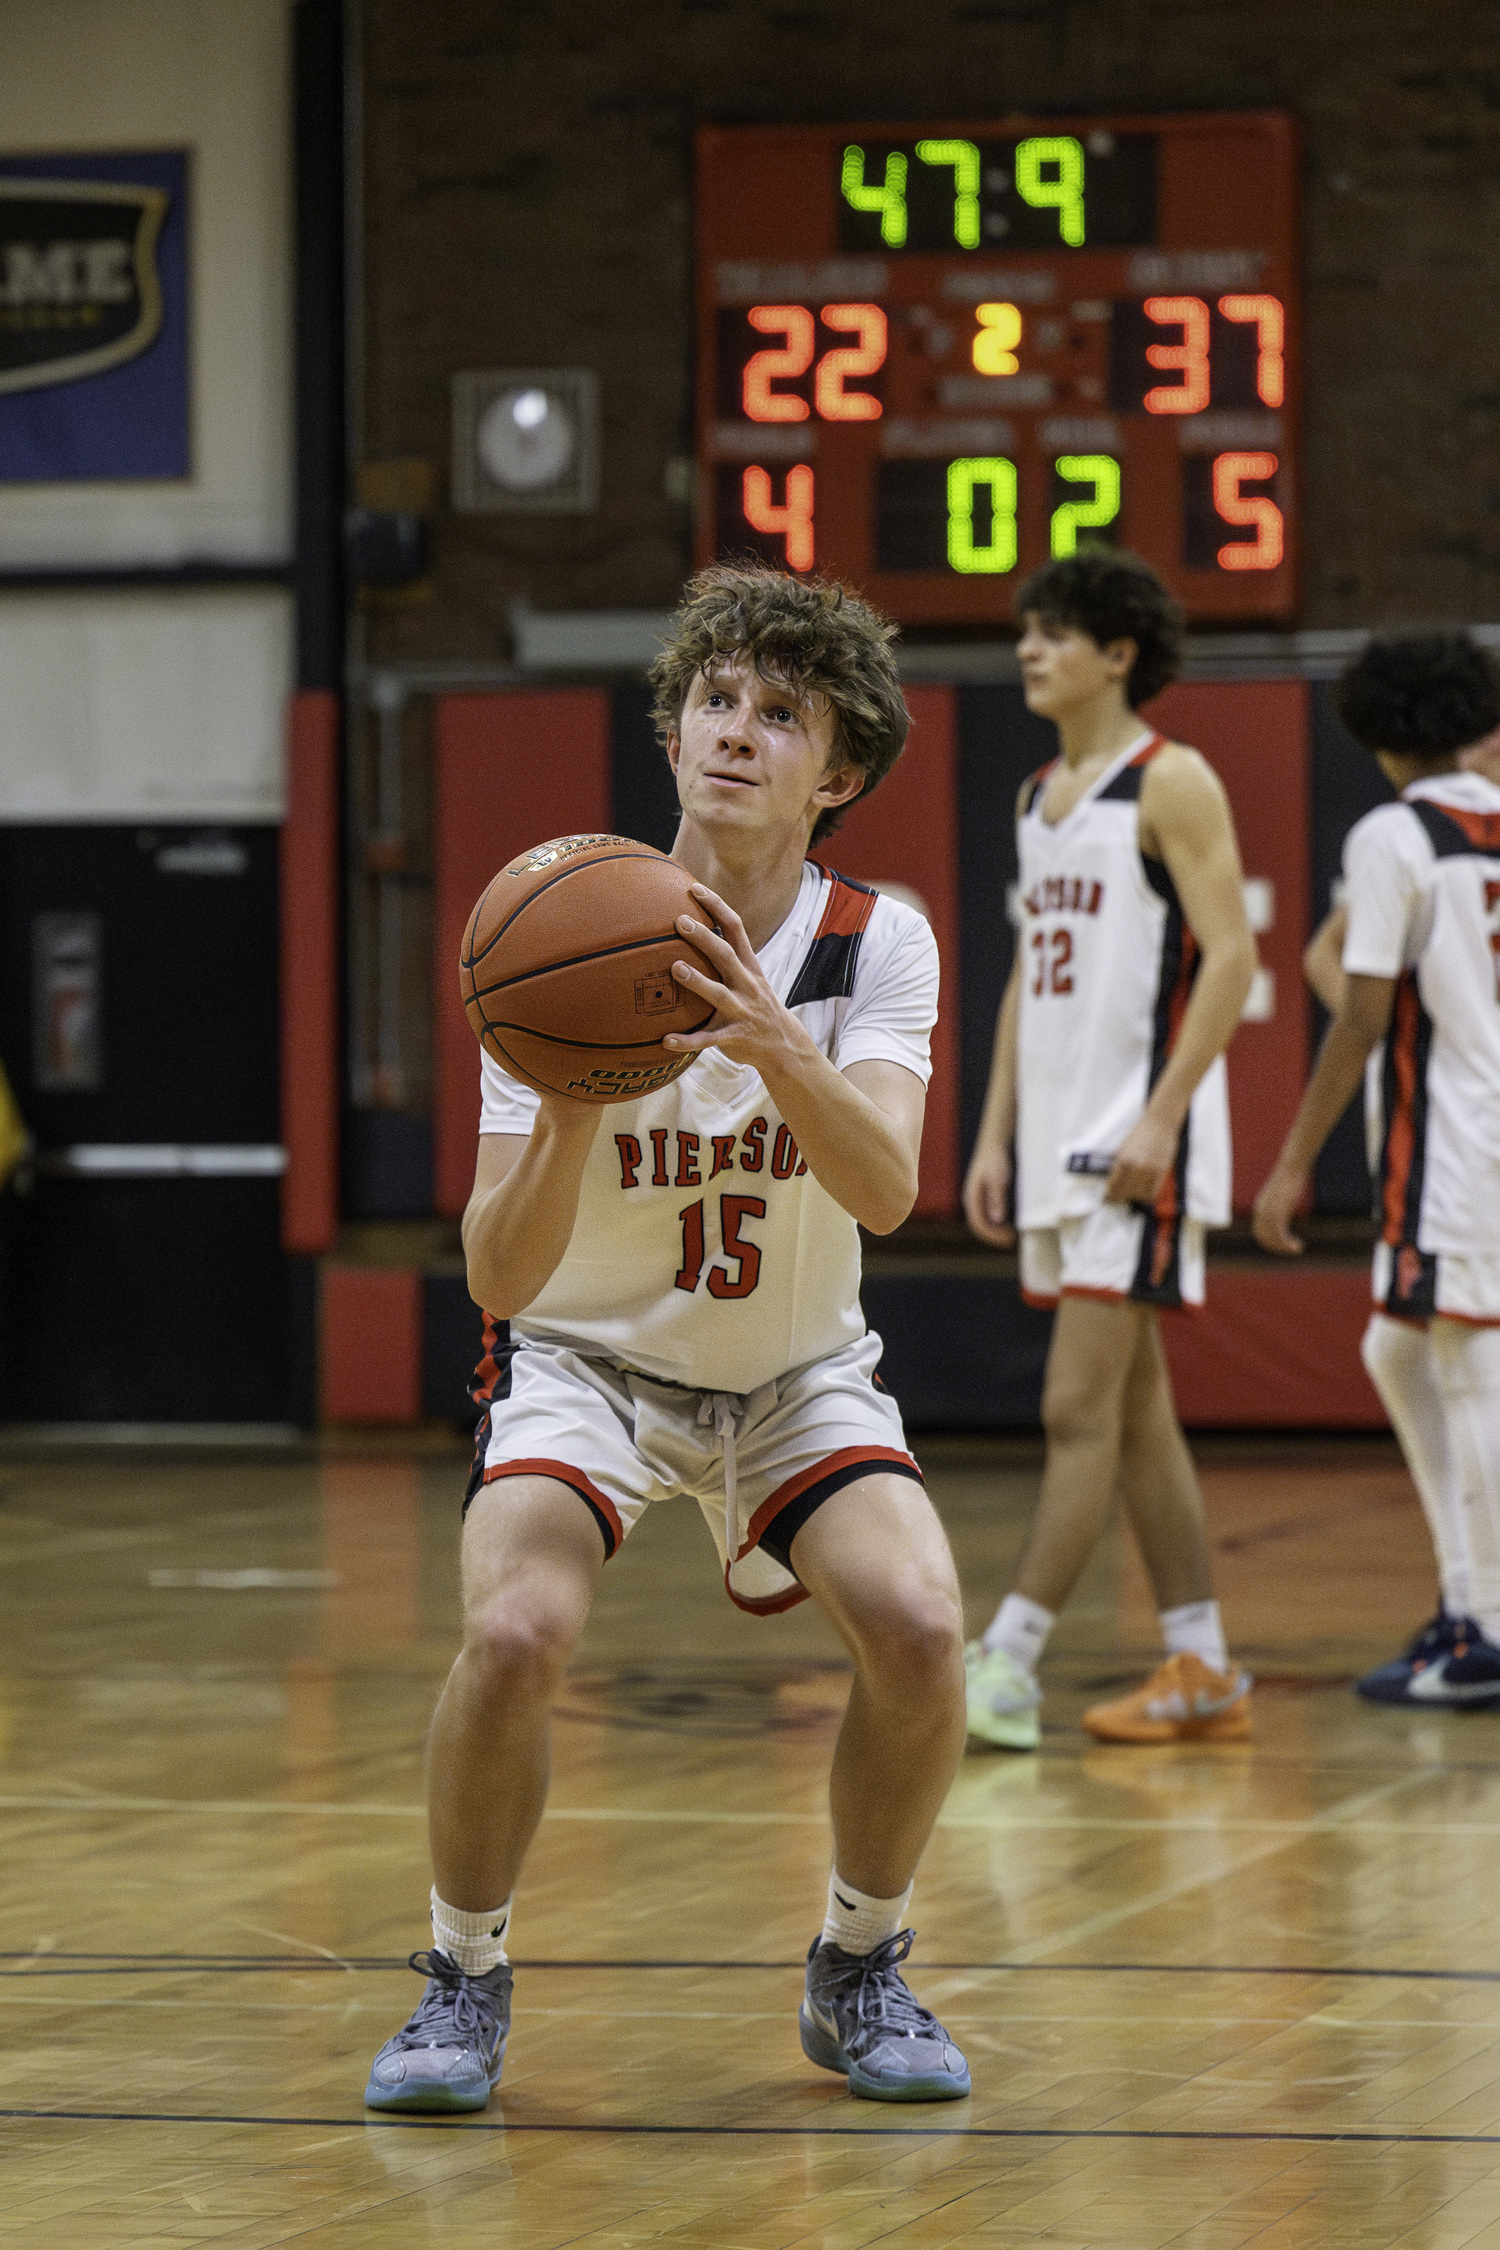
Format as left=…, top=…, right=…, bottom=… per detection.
left=1015, top=135, right=1086, bottom=247
left=1051, top=455, right=1122, bottom=555
left=947, top=457, right=1018, bottom=575
left=840, top=145, right=908, bottom=248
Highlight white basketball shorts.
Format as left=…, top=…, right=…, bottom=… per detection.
left=1373, top=1240, right=1500, bottom=1327
left=466, top=1329, right=921, bottom=1615
left=1021, top=1204, right=1207, bottom=1312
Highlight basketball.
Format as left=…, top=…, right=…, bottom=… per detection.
left=459, top=834, right=721, bottom=1102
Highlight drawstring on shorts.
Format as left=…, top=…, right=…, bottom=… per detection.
left=699, top=1391, right=744, bottom=1564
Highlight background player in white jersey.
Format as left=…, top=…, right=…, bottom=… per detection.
left=963, top=551, right=1258, bottom=1748
left=1256, top=632, right=1500, bottom=1706
left=365, top=564, right=972, bottom=2113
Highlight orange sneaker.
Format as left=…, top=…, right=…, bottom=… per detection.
left=1082, top=1653, right=1253, bottom=1743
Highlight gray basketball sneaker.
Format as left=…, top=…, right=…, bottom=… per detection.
left=799, top=1930, right=970, bottom=2101
left=364, top=1948, right=512, bottom=2112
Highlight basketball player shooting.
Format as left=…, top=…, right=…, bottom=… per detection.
left=1254, top=632, right=1500, bottom=1708
left=365, top=563, right=972, bottom=2113
left=963, top=551, right=1258, bottom=1749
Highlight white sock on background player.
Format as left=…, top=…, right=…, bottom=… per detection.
left=1159, top=1598, right=1229, bottom=1673
left=430, top=1886, right=511, bottom=1975
left=821, top=1871, right=913, bottom=1955
left=1361, top=1314, right=1473, bottom=1618
left=981, top=1592, right=1054, bottom=1672
left=1430, top=1322, right=1500, bottom=1644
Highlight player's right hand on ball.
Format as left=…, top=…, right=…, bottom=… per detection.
left=963, top=1144, right=1016, bottom=1248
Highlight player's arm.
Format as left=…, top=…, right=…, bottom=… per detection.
left=961, top=955, right=1021, bottom=1248
left=1251, top=973, right=1394, bottom=1254
left=1304, top=905, right=1348, bottom=1015
left=664, top=884, right=924, bottom=1234
left=461, top=1097, right=603, bottom=1315
left=961, top=772, right=1033, bottom=1246
left=1111, top=748, right=1258, bottom=1205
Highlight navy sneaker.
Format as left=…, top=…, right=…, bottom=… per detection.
left=1412, top=1627, right=1500, bottom=1709
left=1356, top=1612, right=1475, bottom=1705
left=364, top=1948, right=512, bottom=2111
left=800, top=1930, right=970, bottom=2102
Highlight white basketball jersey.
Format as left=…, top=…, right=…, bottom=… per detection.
left=477, top=861, right=939, bottom=1394
left=1014, top=730, right=1232, bottom=1232
left=1342, top=772, right=1500, bottom=1280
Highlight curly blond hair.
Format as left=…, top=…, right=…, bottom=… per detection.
left=649, top=562, right=909, bottom=844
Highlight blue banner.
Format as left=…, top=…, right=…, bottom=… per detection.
left=0, top=149, right=189, bottom=482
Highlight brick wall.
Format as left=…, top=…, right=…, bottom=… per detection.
left=359, top=1, right=1500, bottom=659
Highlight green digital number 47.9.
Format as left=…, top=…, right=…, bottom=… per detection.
left=842, top=134, right=1087, bottom=249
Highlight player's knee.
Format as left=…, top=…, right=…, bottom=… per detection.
left=1041, top=1368, right=1116, bottom=1448
left=858, top=1580, right=963, bottom=1691
left=463, top=1588, right=577, bottom=1702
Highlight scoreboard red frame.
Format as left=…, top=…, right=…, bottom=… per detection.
left=695, top=113, right=1299, bottom=623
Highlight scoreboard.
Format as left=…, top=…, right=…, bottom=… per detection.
left=694, top=113, right=1299, bottom=623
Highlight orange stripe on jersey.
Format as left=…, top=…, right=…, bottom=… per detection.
left=1381, top=975, right=1423, bottom=1247
left=471, top=1314, right=505, bottom=1404
left=1127, top=731, right=1169, bottom=767
left=1435, top=806, right=1500, bottom=853
left=813, top=869, right=880, bottom=942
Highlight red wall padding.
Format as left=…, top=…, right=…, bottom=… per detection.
left=813, top=684, right=960, bottom=1216
left=320, top=1265, right=423, bottom=1424
left=1144, top=680, right=1311, bottom=1212
left=280, top=690, right=340, bottom=1254
left=1162, top=1265, right=1385, bottom=1427
left=432, top=691, right=612, bottom=1218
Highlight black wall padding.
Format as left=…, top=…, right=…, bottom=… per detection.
left=1309, top=681, right=1395, bottom=1215
left=424, top=1271, right=490, bottom=1424
left=0, top=824, right=279, bottom=1146
left=293, top=0, right=345, bottom=693
left=2, top=1179, right=291, bottom=1422
left=612, top=684, right=684, bottom=854
left=864, top=1272, right=1052, bottom=1428
left=956, top=686, right=1058, bottom=1168
left=343, top=1110, right=433, bottom=1220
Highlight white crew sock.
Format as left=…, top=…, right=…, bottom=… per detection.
left=1160, top=1598, right=1229, bottom=1674
left=430, top=1886, right=511, bottom=1977
left=1362, top=1314, right=1472, bottom=1617
left=1430, top=1323, right=1500, bottom=1645
left=981, top=1591, right=1054, bottom=1670
left=821, top=1870, right=913, bottom=1956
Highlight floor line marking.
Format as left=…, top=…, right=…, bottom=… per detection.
left=3, top=1956, right=1500, bottom=1981
left=2, top=2107, right=1500, bottom=2146
left=1006, top=1769, right=1435, bottom=1964
left=0, top=1788, right=1476, bottom=1834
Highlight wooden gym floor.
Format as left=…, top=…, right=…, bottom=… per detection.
left=3, top=1428, right=1500, bottom=2247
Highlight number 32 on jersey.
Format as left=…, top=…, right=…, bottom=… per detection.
left=1031, top=926, right=1074, bottom=996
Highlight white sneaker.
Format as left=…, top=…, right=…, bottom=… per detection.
left=963, top=1639, right=1041, bottom=1751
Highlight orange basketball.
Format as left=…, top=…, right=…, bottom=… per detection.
left=459, top=835, right=720, bottom=1103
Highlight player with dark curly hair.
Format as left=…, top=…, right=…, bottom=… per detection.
left=650, top=562, right=911, bottom=844
left=364, top=562, right=973, bottom=2112
left=962, top=549, right=1259, bottom=1748
left=1256, top=631, right=1500, bottom=1708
